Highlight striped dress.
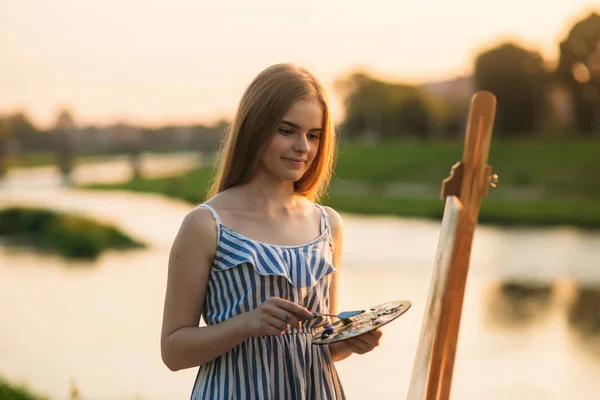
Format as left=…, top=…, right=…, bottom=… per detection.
left=191, top=203, right=346, bottom=400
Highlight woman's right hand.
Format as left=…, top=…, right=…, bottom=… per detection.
left=241, top=297, right=314, bottom=337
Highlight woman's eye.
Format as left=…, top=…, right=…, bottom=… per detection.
left=278, top=128, right=294, bottom=135
left=308, top=133, right=321, bottom=140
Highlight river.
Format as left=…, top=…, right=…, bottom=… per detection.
left=1, top=156, right=599, bottom=399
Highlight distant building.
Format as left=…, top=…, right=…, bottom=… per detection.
left=420, top=76, right=475, bottom=102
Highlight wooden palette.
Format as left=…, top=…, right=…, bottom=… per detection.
left=311, top=300, right=412, bottom=345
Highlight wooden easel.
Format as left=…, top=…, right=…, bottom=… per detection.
left=407, top=91, right=498, bottom=400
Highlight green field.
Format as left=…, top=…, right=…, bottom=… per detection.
left=5, top=149, right=191, bottom=170
left=333, top=138, right=600, bottom=199
left=5, top=153, right=118, bottom=169
left=78, top=139, right=600, bottom=229
left=0, top=379, right=47, bottom=400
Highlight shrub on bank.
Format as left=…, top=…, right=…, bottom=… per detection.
left=0, top=207, right=145, bottom=259
left=0, top=379, right=47, bottom=400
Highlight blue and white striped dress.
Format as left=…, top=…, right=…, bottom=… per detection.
left=191, top=203, right=346, bottom=400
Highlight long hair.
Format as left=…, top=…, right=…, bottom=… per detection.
left=206, top=63, right=337, bottom=202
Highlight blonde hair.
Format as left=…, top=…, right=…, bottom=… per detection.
left=206, top=63, right=337, bottom=202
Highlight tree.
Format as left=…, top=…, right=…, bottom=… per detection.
left=0, top=118, right=9, bottom=178
left=474, top=43, right=549, bottom=135
left=6, top=112, right=41, bottom=151
left=439, top=98, right=471, bottom=140
left=335, top=72, right=435, bottom=140
left=396, top=93, right=434, bottom=139
left=52, top=109, right=76, bottom=184
left=556, top=12, right=600, bottom=134
left=335, top=72, right=387, bottom=140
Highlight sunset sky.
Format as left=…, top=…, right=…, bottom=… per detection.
left=1, top=0, right=598, bottom=128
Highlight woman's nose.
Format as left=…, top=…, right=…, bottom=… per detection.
left=293, top=135, right=310, bottom=153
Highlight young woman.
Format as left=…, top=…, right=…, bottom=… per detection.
left=161, top=63, right=383, bottom=399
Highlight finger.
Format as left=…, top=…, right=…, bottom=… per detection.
left=270, top=298, right=313, bottom=320
left=276, top=299, right=313, bottom=320
left=354, top=331, right=381, bottom=347
left=266, top=306, right=301, bottom=329
left=355, top=328, right=382, bottom=340
left=344, top=339, right=370, bottom=354
left=370, top=328, right=383, bottom=338
left=348, top=332, right=381, bottom=351
left=266, top=325, right=286, bottom=336
left=349, top=334, right=374, bottom=348
left=279, top=310, right=301, bottom=330
left=364, top=329, right=383, bottom=340
left=265, top=316, right=288, bottom=332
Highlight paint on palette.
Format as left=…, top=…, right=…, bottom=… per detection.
left=311, top=300, right=412, bottom=345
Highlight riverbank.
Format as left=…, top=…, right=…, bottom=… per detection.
left=0, top=379, right=46, bottom=400
left=13, top=138, right=593, bottom=229
left=80, top=137, right=600, bottom=229
left=1, top=181, right=599, bottom=399
left=0, top=207, right=145, bottom=259
left=334, top=139, right=600, bottom=199
left=5, top=149, right=194, bottom=171
left=10, top=138, right=600, bottom=195
left=83, top=171, right=600, bottom=229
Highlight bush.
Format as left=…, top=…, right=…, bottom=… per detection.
left=0, top=379, right=47, bottom=400
left=0, top=207, right=145, bottom=259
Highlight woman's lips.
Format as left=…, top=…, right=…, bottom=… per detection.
left=282, top=157, right=306, bottom=167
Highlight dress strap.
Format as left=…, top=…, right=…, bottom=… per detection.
left=315, top=204, right=330, bottom=236
left=198, top=204, right=222, bottom=241
left=315, top=204, right=334, bottom=251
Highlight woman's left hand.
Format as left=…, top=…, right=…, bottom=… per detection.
left=343, top=328, right=383, bottom=355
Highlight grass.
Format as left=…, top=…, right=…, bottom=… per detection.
left=84, top=167, right=216, bottom=205
left=5, top=149, right=193, bottom=170
left=6, top=153, right=115, bottom=169
left=0, top=207, right=146, bottom=260
left=334, top=138, right=600, bottom=199
left=0, top=379, right=47, bottom=400
left=81, top=169, right=600, bottom=229
left=78, top=138, right=600, bottom=229
left=321, top=195, right=600, bottom=229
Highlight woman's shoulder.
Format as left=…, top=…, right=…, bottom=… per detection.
left=178, top=205, right=219, bottom=240
left=168, top=205, right=219, bottom=265
left=316, top=203, right=343, bottom=230
left=315, top=203, right=344, bottom=249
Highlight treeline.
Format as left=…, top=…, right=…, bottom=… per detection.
left=339, top=12, right=600, bottom=140
left=1, top=11, right=599, bottom=167
left=0, top=111, right=226, bottom=155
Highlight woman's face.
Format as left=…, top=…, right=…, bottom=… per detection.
left=259, top=97, right=323, bottom=183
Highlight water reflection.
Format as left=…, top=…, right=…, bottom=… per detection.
left=485, top=279, right=600, bottom=358
left=567, top=284, right=600, bottom=356
left=2, top=212, right=600, bottom=398
left=485, top=280, right=555, bottom=329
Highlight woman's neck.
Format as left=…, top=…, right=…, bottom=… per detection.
left=239, top=177, right=306, bottom=213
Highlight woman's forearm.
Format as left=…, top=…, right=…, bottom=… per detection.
left=328, top=341, right=353, bottom=362
left=162, top=314, right=250, bottom=371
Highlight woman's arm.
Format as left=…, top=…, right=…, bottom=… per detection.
left=323, top=207, right=354, bottom=362
left=324, top=207, right=383, bottom=362
left=160, top=208, right=250, bottom=371
left=160, top=207, right=312, bottom=371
